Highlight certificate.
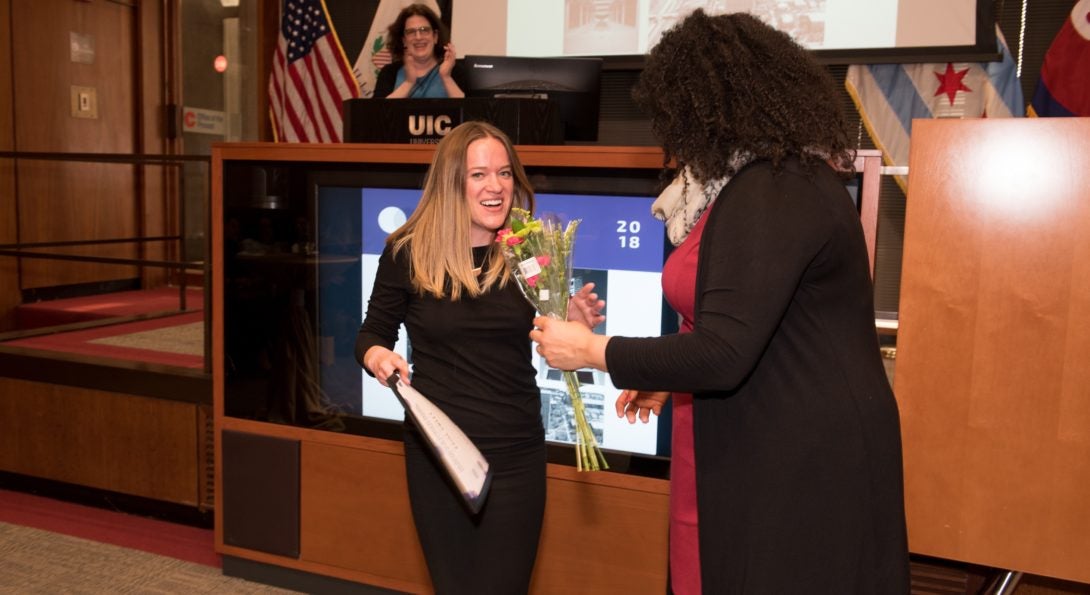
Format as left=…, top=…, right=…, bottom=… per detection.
left=387, top=373, right=492, bottom=514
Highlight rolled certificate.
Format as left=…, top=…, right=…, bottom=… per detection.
left=387, top=373, right=493, bottom=514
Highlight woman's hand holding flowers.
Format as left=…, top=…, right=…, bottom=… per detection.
left=530, top=315, right=609, bottom=372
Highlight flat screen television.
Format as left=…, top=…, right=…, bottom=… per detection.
left=221, top=159, right=674, bottom=476
left=463, top=55, right=602, bottom=142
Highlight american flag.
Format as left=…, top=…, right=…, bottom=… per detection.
left=268, top=0, right=359, bottom=142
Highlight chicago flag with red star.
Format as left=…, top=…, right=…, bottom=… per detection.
left=845, top=26, right=1024, bottom=189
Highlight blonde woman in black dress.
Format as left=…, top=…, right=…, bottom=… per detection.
left=356, top=120, right=603, bottom=593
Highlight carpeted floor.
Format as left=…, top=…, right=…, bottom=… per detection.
left=0, top=489, right=299, bottom=593
left=15, top=287, right=204, bottom=329
left=3, top=311, right=205, bottom=369
left=0, top=521, right=301, bottom=593
left=88, top=320, right=204, bottom=356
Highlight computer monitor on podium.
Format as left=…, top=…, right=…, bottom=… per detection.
left=463, top=55, right=602, bottom=142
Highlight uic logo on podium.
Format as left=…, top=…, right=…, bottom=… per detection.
left=407, top=114, right=453, bottom=143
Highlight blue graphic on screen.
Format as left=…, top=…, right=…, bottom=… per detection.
left=361, top=188, right=422, bottom=254
left=358, top=188, right=664, bottom=455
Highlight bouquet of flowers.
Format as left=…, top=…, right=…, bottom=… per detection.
left=496, top=208, right=609, bottom=471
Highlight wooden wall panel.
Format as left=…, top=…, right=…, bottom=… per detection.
left=0, top=0, right=17, bottom=329
left=0, top=0, right=10, bottom=151
left=138, top=2, right=171, bottom=287
left=533, top=467, right=669, bottom=594
left=217, top=416, right=668, bottom=594
left=12, top=1, right=135, bottom=153
left=295, top=440, right=669, bottom=594
left=896, top=118, right=1090, bottom=584
left=0, top=156, right=16, bottom=331
left=16, top=160, right=137, bottom=287
left=11, top=0, right=138, bottom=289
left=0, top=377, right=201, bottom=506
left=300, top=441, right=430, bottom=592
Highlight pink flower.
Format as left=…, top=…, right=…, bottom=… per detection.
left=506, top=235, right=523, bottom=246
left=495, top=229, right=512, bottom=244
left=526, top=275, right=538, bottom=287
left=536, top=255, right=551, bottom=267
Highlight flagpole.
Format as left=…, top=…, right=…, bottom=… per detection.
left=1016, top=0, right=1029, bottom=78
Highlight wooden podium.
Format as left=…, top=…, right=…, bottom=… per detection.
left=896, top=118, right=1090, bottom=585
left=342, top=97, right=563, bottom=145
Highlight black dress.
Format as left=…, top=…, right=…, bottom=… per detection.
left=606, top=159, right=911, bottom=594
left=355, top=244, right=545, bottom=594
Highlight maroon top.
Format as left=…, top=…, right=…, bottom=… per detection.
left=660, top=209, right=709, bottom=595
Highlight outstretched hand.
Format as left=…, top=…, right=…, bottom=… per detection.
left=616, top=390, right=669, bottom=424
left=567, top=282, right=605, bottom=329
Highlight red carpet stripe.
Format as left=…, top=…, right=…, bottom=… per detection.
left=0, top=489, right=219, bottom=568
left=4, top=311, right=205, bottom=369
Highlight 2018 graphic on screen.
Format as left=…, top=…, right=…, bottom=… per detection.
left=358, top=188, right=665, bottom=455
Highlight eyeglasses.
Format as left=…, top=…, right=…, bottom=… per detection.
left=404, top=25, right=434, bottom=38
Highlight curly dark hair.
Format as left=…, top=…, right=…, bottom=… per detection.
left=633, top=10, right=854, bottom=184
left=385, top=4, right=450, bottom=63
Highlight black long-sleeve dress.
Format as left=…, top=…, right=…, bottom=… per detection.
left=355, top=244, right=545, bottom=594
left=606, top=158, right=911, bottom=594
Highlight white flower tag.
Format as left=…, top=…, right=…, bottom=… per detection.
left=518, top=256, right=541, bottom=278
left=539, top=289, right=550, bottom=301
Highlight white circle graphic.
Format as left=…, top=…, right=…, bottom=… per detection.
left=377, top=207, right=407, bottom=233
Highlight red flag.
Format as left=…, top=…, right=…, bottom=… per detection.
left=268, top=0, right=360, bottom=142
left=1030, top=0, right=1090, bottom=117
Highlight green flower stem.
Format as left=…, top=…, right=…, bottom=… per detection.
left=563, top=370, right=609, bottom=472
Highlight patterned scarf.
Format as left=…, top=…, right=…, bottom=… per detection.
left=651, top=154, right=752, bottom=246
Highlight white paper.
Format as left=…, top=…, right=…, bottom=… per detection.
left=389, top=376, right=492, bottom=513
left=517, top=255, right=542, bottom=278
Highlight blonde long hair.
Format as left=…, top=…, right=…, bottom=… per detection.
left=387, top=121, right=535, bottom=300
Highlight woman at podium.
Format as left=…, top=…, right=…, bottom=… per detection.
left=374, top=4, right=465, bottom=99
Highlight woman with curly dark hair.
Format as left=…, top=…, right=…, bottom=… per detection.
left=532, top=10, right=910, bottom=594
left=374, top=3, right=464, bottom=99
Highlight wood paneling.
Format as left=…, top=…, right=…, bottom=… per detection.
left=289, top=439, right=668, bottom=594
left=213, top=141, right=667, bottom=169
left=0, top=377, right=202, bottom=506
left=12, top=1, right=135, bottom=154
left=137, top=2, right=173, bottom=287
left=0, top=0, right=10, bottom=153
left=855, top=150, right=882, bottom=278
left=533, top=466, right=668, bottom=594
left=300, top=441, right=430, bottom=591
left=896, top=118, right=1090, bottom=584
left=15, top=160, right=138, bottom=287
left=11, top=0, right=138, bottom=289
left=0, top=0, right=17, bottom=330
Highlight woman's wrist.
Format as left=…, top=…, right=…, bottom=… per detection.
left=585, top=334, right=610, bottom=372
